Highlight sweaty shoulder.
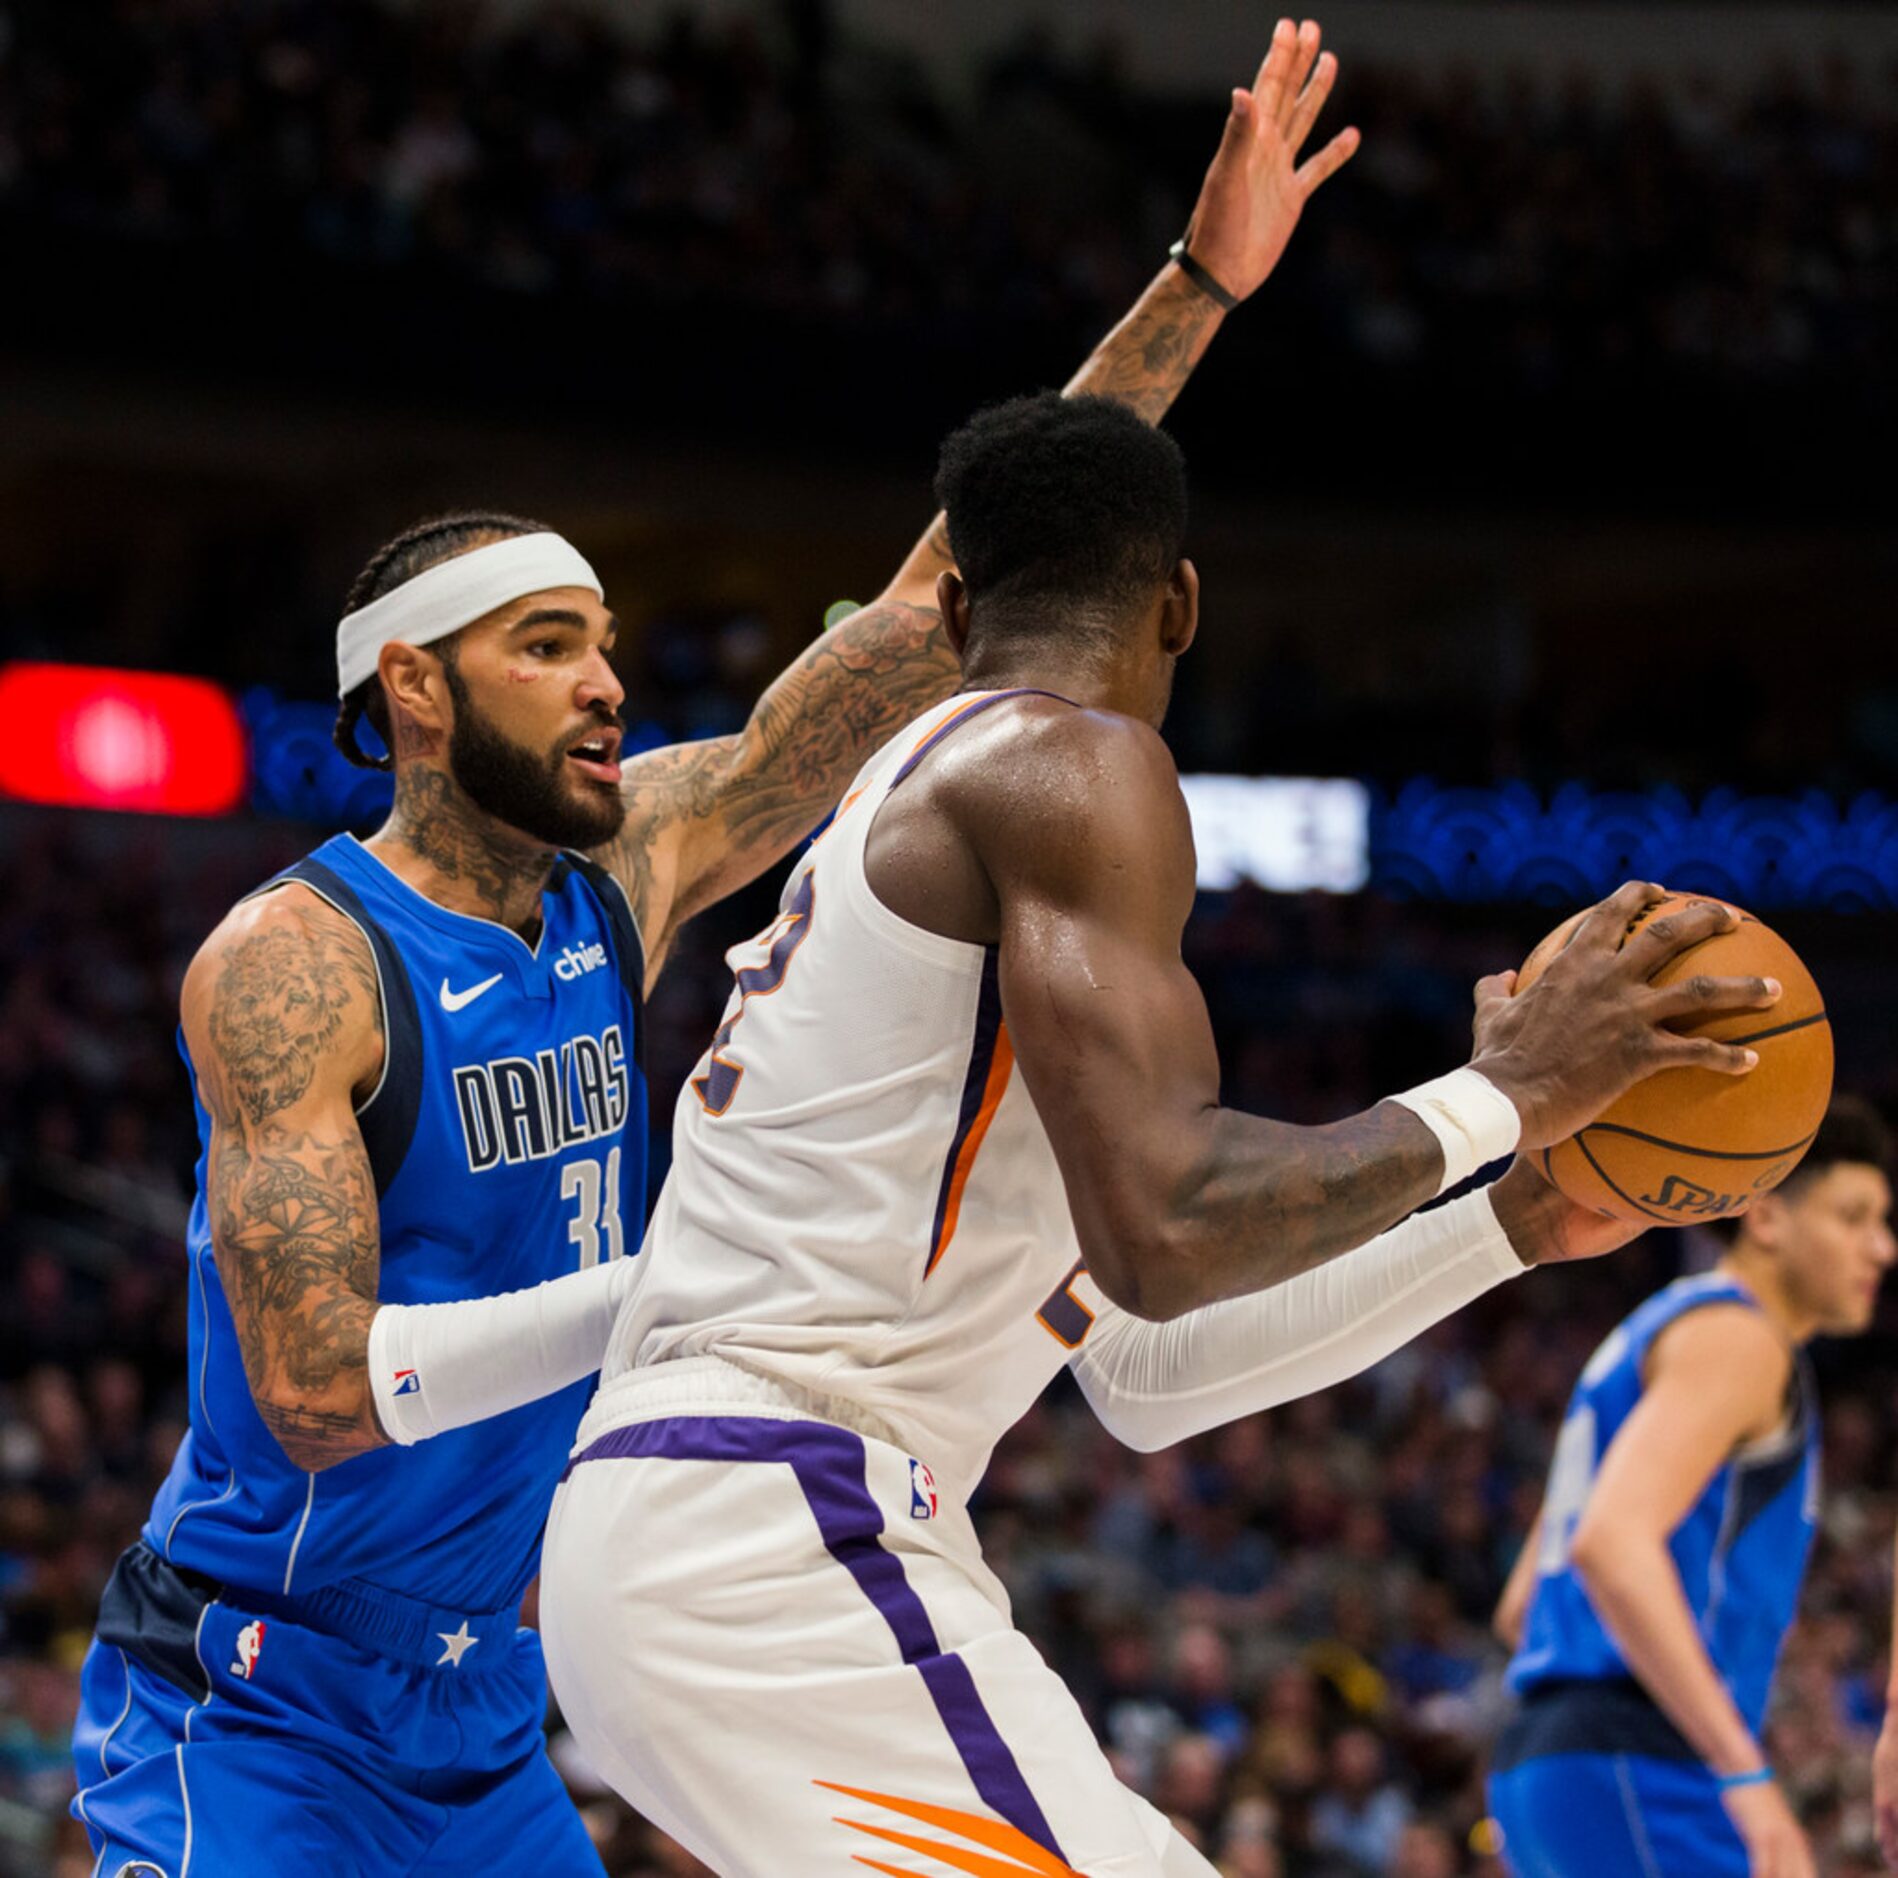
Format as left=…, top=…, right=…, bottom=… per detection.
left=183, top=884, right=384, bottom=1124
left=934, top=699, right=1192, bottom=891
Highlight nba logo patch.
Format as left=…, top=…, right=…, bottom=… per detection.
left=231, top=1619, right=266, bottom=1681
left=909, top=1459, right=938, bottom=1520
left=392, top=1368, right=421, bottom=1397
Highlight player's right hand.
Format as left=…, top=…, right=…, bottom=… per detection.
left=1722, top=1777, right=1816, bottom=1878
left=1873, top=1716, right=1898, bottom=1868
left=1466, top=880, right=1780, bottom=1151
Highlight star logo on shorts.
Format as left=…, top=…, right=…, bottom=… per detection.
left=435, top=1620, right=480, bottom=1668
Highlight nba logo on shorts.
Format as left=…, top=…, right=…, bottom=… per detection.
left=231, top=1619, right=266, bottom=1681
left=909, top=1459, right=938, bottom=1520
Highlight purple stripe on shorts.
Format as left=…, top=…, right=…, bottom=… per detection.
left=566, top=1415, right=1064, bottom=1860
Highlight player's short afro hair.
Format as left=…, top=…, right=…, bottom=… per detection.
left=933, top=393, right=1187, bottom=623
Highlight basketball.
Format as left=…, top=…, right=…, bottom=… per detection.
left=1514, top=893, right=1834, bottom=1224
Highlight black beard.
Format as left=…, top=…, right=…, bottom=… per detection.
left=442, top=665, right=626, bottom=852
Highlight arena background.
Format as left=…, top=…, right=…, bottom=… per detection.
left=3, top=1, right=1898, bottom=1872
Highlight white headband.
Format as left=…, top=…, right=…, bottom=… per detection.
left=336, top=532, right=603, bottom=697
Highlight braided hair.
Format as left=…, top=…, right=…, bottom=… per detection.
left=332, top=510, right=550, bottom=770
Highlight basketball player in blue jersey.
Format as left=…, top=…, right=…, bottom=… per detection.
left=68, top=26, right=1367, bottom=1876
left=1489, top=1098, right=1895, bottom=1878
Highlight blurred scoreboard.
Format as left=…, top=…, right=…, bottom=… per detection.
left=1179, top=774, right=1370, bottom=894
left=3, top=663, right=1893, bottom=909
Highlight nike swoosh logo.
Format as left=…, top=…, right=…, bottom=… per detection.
left=439, top=973, right=504, bottom=1013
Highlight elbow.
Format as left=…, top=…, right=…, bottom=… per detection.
left=1567, top=1515, right=1641, bottom=1600
left=1109, top=1416, right=1176, bottom=1456
left=1080, top=1213, right=1208, bottom=1324
left=253, top=1387, right=379, bottom=1473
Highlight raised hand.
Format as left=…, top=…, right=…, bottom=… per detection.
left=1176, top=17, right=1361, bottom=304
left=1468, top=880, right=1779, bottom=1151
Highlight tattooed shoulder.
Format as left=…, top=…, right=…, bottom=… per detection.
left=194, top=889, right=382, bottom=1127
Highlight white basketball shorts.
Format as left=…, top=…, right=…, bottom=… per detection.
left=540, top=1357, right=1215, bottom=1877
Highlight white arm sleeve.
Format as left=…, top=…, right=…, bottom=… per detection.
left=1070, top=1188, right=1523, bottom=1451
left=367, top=1255, right=639, bottom=1447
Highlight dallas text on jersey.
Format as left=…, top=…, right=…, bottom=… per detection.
left=453, top=1024, right=631, bottom=1172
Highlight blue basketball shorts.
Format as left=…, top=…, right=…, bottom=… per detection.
left=1488, top=1683, right=1747, bottom=1878
left=71, top=1542, right=606, bottom=1878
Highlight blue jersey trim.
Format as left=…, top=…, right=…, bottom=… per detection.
left=276, top=856, right=425, bottom=1197
left=559, top=853, right=646, bottom=1074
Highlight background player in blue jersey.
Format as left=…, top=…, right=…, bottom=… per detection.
left=68, top=36, right=1365, bottom=1877
left=1489, top=1098, right=1895, bottom=1878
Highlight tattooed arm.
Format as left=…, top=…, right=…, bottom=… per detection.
left=593, top=23, right=1362, bottom=987
left=182, top=889, right=390, bottom=1471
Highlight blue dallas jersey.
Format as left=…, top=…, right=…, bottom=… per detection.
left=144, top=833, right=647, bottom=1613
left=1508, top=1272, right=1820, bottom=1737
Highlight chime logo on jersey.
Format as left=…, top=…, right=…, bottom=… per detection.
left=909, top=1459, right=938, bottom=1520
left=554, top=940, right=609, bottom=981
left=454, top=1025, right=630, bottom=1171
left=231, top=1619, right=266, bottom=1681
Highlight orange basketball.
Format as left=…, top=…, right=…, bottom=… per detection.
left=1513, top=893, right=1833, bottom=1225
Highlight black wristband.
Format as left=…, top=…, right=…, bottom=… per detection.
left=1168, top=239, right=1239, bottom=311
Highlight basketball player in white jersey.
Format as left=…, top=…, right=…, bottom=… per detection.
left=537, top=383, right=1780, bottom=1877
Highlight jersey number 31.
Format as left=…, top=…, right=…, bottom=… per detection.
left=561, top=1148, right=625, bottom=1267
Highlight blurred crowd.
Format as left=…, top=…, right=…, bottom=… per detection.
left=2, top=800, right=1895, bottom=1877
left=3, top=0, right=1895, bottom=398
left=5, top=1, right=1898, bottom=1873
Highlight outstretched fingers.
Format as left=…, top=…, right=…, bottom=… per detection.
left=1279, top=21, right=1325, bottom=130
left=1251, top=18, right=1298, bottom=127
left=1295, top=125, right=1361, bottom=194
left=1285, top=48, right=1339, bottom=156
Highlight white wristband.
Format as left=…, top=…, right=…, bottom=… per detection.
left=1390, top=1067, right=1522, bottom=1195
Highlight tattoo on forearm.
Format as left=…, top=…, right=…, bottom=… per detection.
left=605, top=598, right=957, bottom=958
left=211, top=1122, right=384, bottom=1466
left=1174, top=1104, right=1443, bottom=1308
left=201, top=907, right=388, bottom=1468
left=1064, top=269, right=1225, bottom=425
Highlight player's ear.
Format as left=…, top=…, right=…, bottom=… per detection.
left=1745, top=1187, right=1790, bottom=1251
left=378, top=641, right=452, bottom=755
left=1160, top=558, right=1199, bottom=658
left=937, top=570, right=974, bottom=662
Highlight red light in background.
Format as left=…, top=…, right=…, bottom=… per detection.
left=0, top=663, right=247, bottom=815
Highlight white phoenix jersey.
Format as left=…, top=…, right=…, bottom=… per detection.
left=604, top=690, right=1102, bottom=1495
